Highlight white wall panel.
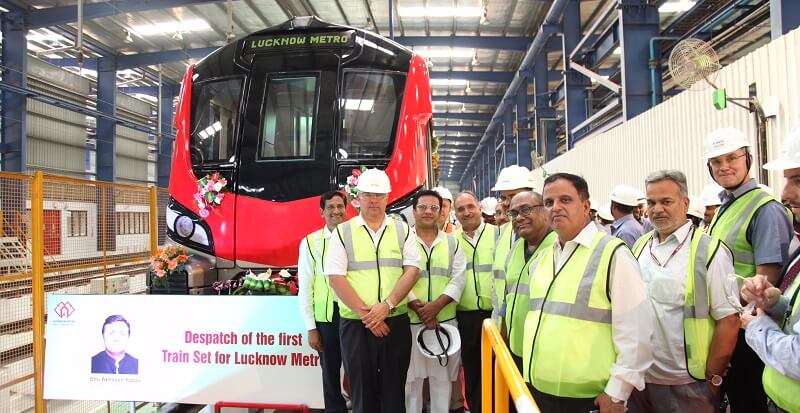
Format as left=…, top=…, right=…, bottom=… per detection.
left=533, top=29, right=800, bottom=205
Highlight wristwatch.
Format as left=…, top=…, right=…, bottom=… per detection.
left=708, top=374, right=723, bottom=387
left=384, top=298, right=396, bottom=314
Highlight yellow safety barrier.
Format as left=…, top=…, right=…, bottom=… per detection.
left=0, top=171, right=167, bottom=413
left=481, top=319, right=541, bottom=413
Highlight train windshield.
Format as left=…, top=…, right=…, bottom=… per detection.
left=339, top=71, right=404, bottom=158
left=258, top=76, right=318, bottom=160
left=189, top=78, right=243, bottom=165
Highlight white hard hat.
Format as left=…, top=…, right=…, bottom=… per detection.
left=688, top=196, right=705, bottom=220
left=700, top=184, right=724, bottom=206
left=491, top=165, right=535, bottom=191
left=764, top=126, right=800, bottom=170
left=480, top=197, right=498, bottom=215
left=597, top=204, right=614, bottom=221
left=589, top=198, right=598, bottom=211
left=609, top=185, right=642, bottom=207
left=703, top=127, right=751, bottom=160
left=433, top=186, right=453, bottom=202
left=355, top=168, right=391, bottom=194
left=416, top=323, right=461, bottom=361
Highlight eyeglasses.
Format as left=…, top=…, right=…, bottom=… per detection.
left=709, top=152, right=747, bottom=169
left=415, top=204, right=441, bottom=212
left=507, top=205, right=543, bottom=220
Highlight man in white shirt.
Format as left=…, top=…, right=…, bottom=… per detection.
left=406, top=189, right=466, bottom=413
left=523, top=173, right=653, bottom=413
left=628, top=170, right=739, bottom=413
left=325, top=168, right=421, bottom=413
left=297, top=190, right=348, bottom=413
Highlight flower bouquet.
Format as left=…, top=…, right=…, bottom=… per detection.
left=150, top=245, right=189, bottom=288
left=233, top=269, right=299, bottom=296
left=194, top=172, right=228, bottom=219
left=340, top=166, right=366, bottom=208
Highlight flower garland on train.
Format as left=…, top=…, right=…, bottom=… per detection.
left=194, top=172, right=228, bottom=219
left=341, top=166, right=367, bottom=208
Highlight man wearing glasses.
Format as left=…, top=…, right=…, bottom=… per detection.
left=406, top=189, right=466, bottom=413
left=628, top=170, right=739, bottom=413
left=702, top=127, right=792, bottom=413
left=498, top=191, right=555, bottom=375
left=325, top=168, right=421, bottom=413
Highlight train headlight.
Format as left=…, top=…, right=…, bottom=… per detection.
left=174, top=215, right=195, bottom=238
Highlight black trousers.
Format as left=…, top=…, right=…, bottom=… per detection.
left=726, top=330, right=768, bottom=413
left=528, top=385, right=596, bottom=413
left=456, top=309, right=492, bottom=413
left=317, top=304, right=346, bottom=413
left=340, top=313, right=411, bottom=413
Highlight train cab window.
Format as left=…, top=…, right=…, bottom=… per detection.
left=190, top=78, right=243, bottom=165
left=258, top=76, right=318, bottom=160
left=340, top=72, right=404, bottom=158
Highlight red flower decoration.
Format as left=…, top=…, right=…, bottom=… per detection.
left=352, top=168, right=362, bottom=177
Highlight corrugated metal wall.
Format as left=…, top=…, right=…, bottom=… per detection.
left=533, top=28, right=800, bottom=204
left=115, top=92, right=152, bottom=185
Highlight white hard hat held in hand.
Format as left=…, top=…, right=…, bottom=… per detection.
left=703, top=127, right=751, bottom=160
left=491, top=165, right=535, bottom=191
left=356, top=168, right=392, bottom=194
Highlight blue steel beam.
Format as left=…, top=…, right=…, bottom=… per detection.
left=590, top=20, right=619, bottom=67
left=534, top=49, right=558, bottom=163
left=562, top=0, right=588, bottom=147
left=96, top=56, right=117, bottom=182
left=432, top=113, right=493, bottom=122
left=487, top=139, right=496, bottom=189
left=24, top=0, right=232, bottom=30
left=395, top=36, right=530, bottom=51
left=1, top=12, right=27, bottom=172
left=433, top=95, right=503, bottom=106
left=771, top=0, right=800, bottom=39
left=431, top=71, right=514, bottom=83
left=515, top=79, right=532, bottom=169
left=158, top=81, right=176, bottom=187
left=618, top=0, right=659, bottom=120
left=503, top=104, right=516, bottom=167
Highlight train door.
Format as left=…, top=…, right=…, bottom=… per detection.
left=233, top=53, right=339, bottom=266
left=43, top=209, right=61, bottom=256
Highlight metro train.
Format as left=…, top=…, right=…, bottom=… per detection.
left=165, top=16, right=434, bottom=292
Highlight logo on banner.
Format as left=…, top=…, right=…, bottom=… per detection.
left=55, top=302, right=75, bottom=318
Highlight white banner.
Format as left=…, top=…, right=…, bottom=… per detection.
left=44, top=294, right=324, bottom=407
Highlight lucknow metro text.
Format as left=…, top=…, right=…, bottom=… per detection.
left=160, top=330, right=319, bottom=367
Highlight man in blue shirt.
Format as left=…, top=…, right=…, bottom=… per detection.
left=91, top=315, right=138, bottom=375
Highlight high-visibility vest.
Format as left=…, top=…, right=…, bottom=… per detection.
left=455, top=223, right=499, bottom=311
left=762, top=275, right=800, bottom=413
left=493, top=223, right=515, bottom=312
left=305, top=228, right=336, bottom=322
left=707, top=187, right=784, bottom=277
left=523, top=232, right=624, bottom=398
left=503, top=232, right=556, bottom=356
left=632, top=227, right=722, bottom=380
left=409, top=233, right=458, bottom=324
left=336, top=217, right=409, bottom=320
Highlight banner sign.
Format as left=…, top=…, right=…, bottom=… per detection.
left=44, top=294, right=324, bottom=407
left=243, top=31, right=356, bottom=53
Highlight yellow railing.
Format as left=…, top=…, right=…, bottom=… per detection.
left=481, top=319, right=541, bottom=413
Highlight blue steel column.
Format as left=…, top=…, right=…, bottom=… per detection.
left=96, top=56, right=117, bottom=182
left=562, top=0, right=587, bottom=148
left=157, top=82, right=175, bottom=187
left=1, top=12, right=27, bottom=172
left=487, top=143, right=495, bottom=191
left=619, top=0, right=660, bottom=120
left=534, top=50, right=557, bottom=162
left=771, top=0, right=800, bottom=39
left=503, top=104, right=517, bottom=166
left=516, top=77, right=532, bottom=169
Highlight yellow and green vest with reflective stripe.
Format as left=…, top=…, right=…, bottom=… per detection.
left=493, top=223, right=515, bottom=313
left=410, top=232, right=458, bottom=324
left=455, top=223, right=499, bottom=311
left=503, top=231, right=556, bottom=356
left=336, top=217, right=410, bottom=320
left=707, top=187, right=783, bottom=277
left=305, top=228, right=336, bottom=322
left=523, top=232, right=623, bottom=398
left=632, top=227, right=722, bottom=380
left=762, top=275, right=800, bottom=412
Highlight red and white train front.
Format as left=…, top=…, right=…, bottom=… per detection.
left=164, top=17, right=433, bottom=293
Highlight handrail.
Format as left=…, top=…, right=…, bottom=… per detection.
left=481, top=319, right=541, bottom=413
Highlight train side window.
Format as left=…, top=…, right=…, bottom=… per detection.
left=340, top=72, right=405, bottom=158
left=190, top=78, right=243, bottom=165
left=258, top=76, right=318, bottom=160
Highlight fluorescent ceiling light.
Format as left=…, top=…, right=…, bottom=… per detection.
left=417, top=48, right=475, bottom=59
left=342, top=99, right=375, bottom=111
left=430, top=79, right=469, bottom=87
left=27, top=30, right=69, bottom=44
left=132, top=20, right=211, bottom=36
left=659, top=1, right=695, bottom=13
left=398, top=6, right=483, bottom=18
left=613, top=47, right=621, bottom=55
left=432, top=101, right=467, bottom=107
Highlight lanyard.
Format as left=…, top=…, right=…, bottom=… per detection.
left=648, top=225, right=693, bottom=268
